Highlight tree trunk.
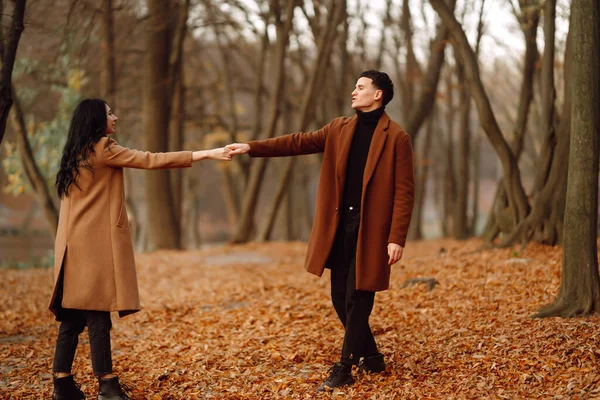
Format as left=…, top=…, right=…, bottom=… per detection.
left=441, top=69, right=455, bottom=236
left=144, top=0, right=180, bottom=250
left=405, top=0, right=456, bottom=142
left=530, top=0, right=557, bottom=197
left=11, top=91, right=58, bottom=233
left=453, top=59, right=470, bottom=239
left=0, top=0, right=26, bottom=147
left=170, top=62, right=185, bottom=226
left=408, top=108, right=434, bottom=240
left=470, top=132, right=481, bottom=234
left=533, top=0, right=600, bottom=318
left=101, top=0, right=116, bottom=108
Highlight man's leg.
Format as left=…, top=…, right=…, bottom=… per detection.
left=340, top=257, right=378, bottom=364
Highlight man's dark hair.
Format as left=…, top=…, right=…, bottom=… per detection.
left=359, top=70, right=394, bottom=106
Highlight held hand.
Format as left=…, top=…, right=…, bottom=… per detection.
left=226, top=143, right=251, bottom=156
left=192, top=147, right=232, bottom=162
left=388, top=243, right=404, bottom=265
left=208, top=147, right=233, bottom=161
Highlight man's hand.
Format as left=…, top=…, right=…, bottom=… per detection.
left=226, top=143, right=251, bottom=156
left=388, top=243, right=404, bottom=265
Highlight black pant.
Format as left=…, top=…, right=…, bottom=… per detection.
left=52, top=308, right=113, bottom=377
left=52, top=273, right=113, bottom=378
left=330, top=207, right=378, bottom=365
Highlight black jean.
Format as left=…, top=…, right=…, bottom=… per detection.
left=52, top=273, right=113, bottom=378
left=52, top=308, right=113, bottom=377
left=329, top=207, right=378, bottom=365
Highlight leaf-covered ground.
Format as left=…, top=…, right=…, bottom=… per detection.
left=2, top=239, right=600, bottom=399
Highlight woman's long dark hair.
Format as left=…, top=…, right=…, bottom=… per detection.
left=56, top=98, right=108, bottom=198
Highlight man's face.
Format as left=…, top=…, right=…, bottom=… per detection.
left=351, top=77, right=383, bottom=112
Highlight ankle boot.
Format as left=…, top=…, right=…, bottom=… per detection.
left=52, top=375, right=86, bottom=400
left=97, top=376, right=130, bottom=400
left=359, top=353, right=386, bottom=373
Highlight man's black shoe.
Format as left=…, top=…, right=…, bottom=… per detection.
left=316, top=362, right=353, bottom=391
left=359, top=353, right=386, bottom=373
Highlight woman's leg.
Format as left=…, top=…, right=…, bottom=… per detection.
left=84, top=311, right=113, bottom=378
left=52, top=309, right=86, bottom=376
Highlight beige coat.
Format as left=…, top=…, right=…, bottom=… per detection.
left=248, top=112, right=414, bottom=291
left=49, top=137, right=192, bottom=318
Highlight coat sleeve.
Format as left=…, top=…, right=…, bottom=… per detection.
left=248, top=118, right=343, bottom=157
left=387, top=134, right=415, bottom=247
left=97, top=137, right=193, bottom=169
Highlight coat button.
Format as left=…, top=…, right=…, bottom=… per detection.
left=335, top=207, right=338, bottom=212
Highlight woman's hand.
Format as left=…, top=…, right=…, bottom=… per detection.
left=192, top=147, right=232, bottom=162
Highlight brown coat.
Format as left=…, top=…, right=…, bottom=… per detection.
left=49, top=137, right=193, bottom=318
left=248, top=112, right=414, bottom=291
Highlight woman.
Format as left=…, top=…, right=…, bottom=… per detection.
left=49, top=98, right=231, bottom=400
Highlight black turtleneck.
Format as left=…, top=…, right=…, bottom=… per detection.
left=342, top=107, right=385, bottom=209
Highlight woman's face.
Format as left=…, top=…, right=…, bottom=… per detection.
left=105, top=104, right=118, bottom=135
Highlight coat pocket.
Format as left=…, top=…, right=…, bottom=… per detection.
left=116, top=197, right=126, bottom=228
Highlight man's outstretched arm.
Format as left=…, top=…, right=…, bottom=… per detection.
left=227, top=118, right=345, bottom=158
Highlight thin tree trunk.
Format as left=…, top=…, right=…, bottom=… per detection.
left=0, top=0, right=26, bottom=147
left=375, top=0, right=392, bottom=70
left=531, top=0, right=557, bottom=197
left=533, top=0, right=600, bottom=317
left=453, top=59, right=470, bottom=239
left=405, top=0, right=456, bottom=142
left=11, top=91, right=58, bottom=233
left=249, top=23, right=269, bottom=142
left=408, top=108, right=434, bottom=240
left=453, top=0, right=485, bottom=239
left=442, top=68, right=455, bottom=236
left=399, top=0, right=420, bottom=121
left=101, top=0, right=116, bottom=108
left=170, top=62, right=185, bottom=225
left=144, top=0, right=180, bottom=250
left=470, top=132, right=481, bottom=234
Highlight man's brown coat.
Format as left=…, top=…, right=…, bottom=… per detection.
left=248, top=112, right=414, bottom=291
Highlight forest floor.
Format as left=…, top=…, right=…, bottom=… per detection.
left=2, top=239, right=600, bottom=399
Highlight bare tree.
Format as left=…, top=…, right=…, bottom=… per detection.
left=534, top=0, right=599, bottom=317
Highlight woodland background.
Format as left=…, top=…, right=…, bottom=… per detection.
left=1, top=0, right=600, bottom=398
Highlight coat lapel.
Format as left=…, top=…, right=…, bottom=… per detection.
left=336, top=116, right=358, bottom=199
left=362, top=112, right=390, bottom=188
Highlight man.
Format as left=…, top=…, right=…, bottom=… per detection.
left=227, top=70, right=414, bottom=391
